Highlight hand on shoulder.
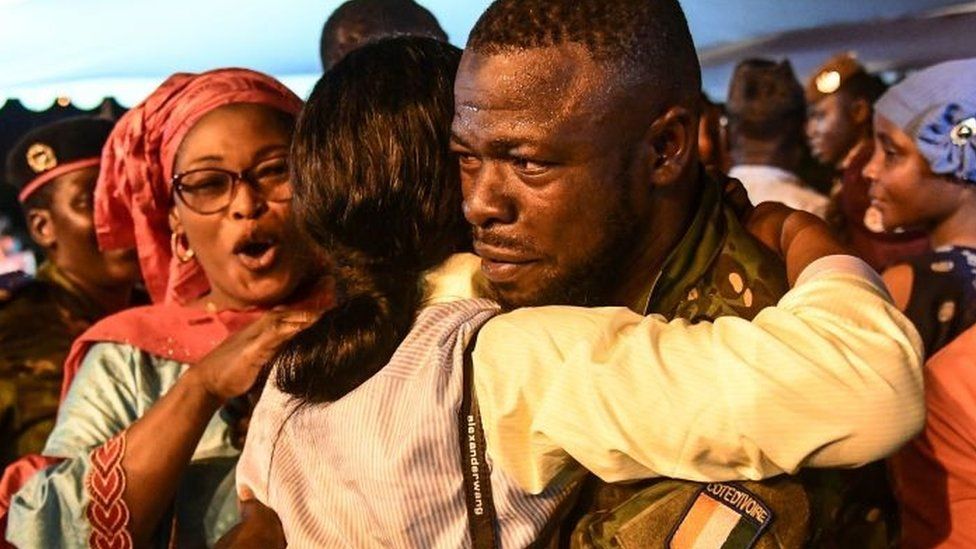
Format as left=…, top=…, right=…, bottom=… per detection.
left=191, top=309, right=321, bottom=403
left=745, top=202, right=852, bottom=284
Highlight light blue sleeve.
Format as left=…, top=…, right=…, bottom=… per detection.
left=6, top=342, right=175, bottom=548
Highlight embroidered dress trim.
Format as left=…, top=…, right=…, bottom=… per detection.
left=85, top=433, right=133, bottom=549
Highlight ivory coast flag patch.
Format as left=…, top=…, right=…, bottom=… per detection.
left=667, top=483, right=774, bottom=549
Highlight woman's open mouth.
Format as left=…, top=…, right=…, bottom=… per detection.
left=233, top=234, right=280, bottom=272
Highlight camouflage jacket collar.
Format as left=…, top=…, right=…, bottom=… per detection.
left=643, top=173, right=789, bottom=321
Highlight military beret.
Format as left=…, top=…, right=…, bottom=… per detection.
left=804, top=53, right=869, bottom=104
left=4, top=116, right=114, bottom=203
left=726, top=59, right=805, bottom=124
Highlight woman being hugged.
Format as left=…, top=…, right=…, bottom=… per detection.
left=234, top=36, right=923, bottom=548
left=4, top=68, right=326, bottom=548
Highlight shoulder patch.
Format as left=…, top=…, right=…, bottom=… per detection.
left=668, top=483, right=774, bottom=549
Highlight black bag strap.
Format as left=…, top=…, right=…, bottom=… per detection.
left=459, top=331, right=498, bottom=549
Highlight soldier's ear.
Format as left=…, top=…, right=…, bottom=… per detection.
left=644, top=105, right=697, bottom=188
left=26, top=209, right=57, bottom=249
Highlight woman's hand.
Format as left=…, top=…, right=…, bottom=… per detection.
left=192, top=309, right=320, bottom=403
left=745, top=201, right=852, bottom=284
left=744, top=201, right=794, bottom=256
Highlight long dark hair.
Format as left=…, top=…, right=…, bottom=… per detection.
left=273, top=36, right=467, bottom=403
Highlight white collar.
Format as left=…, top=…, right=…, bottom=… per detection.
left=729, top=164, right=803, bottom=185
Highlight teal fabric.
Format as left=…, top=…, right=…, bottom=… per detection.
left=6, top=342, right=240, bottom=548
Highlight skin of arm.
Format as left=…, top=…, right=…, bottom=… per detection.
left=882, top=264, right=914, bottom=311
left=745, top=201, right=850, bottom=284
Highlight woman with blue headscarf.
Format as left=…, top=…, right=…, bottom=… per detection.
left=863, top=58, right=976, bottom=548
left=864, top=58, right=976, bottom=358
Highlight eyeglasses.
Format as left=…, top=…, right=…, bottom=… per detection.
left=171, top=155, right=292, bottom=214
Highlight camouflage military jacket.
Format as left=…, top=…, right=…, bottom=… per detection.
left=642, top=173, right=788, bottom=321
left=0, top=262, right=106, bottom=467
left=570, top=174, right=893, bottom=548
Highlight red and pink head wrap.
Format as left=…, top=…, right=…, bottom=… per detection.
left=95, top=68, right=304, bottom=305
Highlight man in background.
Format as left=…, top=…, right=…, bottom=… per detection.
left=727, top=59, right=830, bottom=219
left=319, top=0, right=448, bottom=71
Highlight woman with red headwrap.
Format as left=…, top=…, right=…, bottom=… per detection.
left=2, top=68, right=329, bottom=548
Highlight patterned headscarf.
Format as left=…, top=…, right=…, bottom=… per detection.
left=875, top=58, right=976, bottom=184
left=95, top=68, right=304, bottom=304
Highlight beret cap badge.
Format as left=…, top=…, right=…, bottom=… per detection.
left=815, top=70, right=842, bottom=95
left=950, top=117, right=976, bottom=146
left=26, top=143, right=58, bottom=174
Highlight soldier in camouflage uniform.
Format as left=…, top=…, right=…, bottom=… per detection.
left=567, top=170, right=896, bottom=549
left=1, top=117, right=141, bottom=467
left=457, top=1, right=900, bottom=547
left=563, top=171, right=812, bottom=549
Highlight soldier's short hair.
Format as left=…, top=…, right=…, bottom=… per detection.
left=466, top=0, right=702, bottom=113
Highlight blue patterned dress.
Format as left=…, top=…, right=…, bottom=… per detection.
left=6, top=342, right=240, bottom=548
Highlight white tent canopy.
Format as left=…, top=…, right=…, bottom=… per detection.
left=699, top=3, right=976, bottom=99
left=0, top=0, right=490, bottom=109
left=0, top=0, right=970, bottom=109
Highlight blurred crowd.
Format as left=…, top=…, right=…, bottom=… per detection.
left=0, top=0, right=974, bottom=548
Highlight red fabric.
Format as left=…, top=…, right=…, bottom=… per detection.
left=891, top=327, right=976, bottom=548
left=58, top=303, right=264, bottom=402
left=841, top=142, right=929, bottom=271
left=17, top=158, right=101, bottom=203
left=94, top=68, right=303, bottom=305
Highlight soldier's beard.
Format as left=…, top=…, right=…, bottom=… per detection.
left=488, top=197, right=645, bottom=311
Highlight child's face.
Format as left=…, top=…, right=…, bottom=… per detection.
left=863, top=115, right=966, bottom=232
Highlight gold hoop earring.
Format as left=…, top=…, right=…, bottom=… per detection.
left=170, top=232, right=195, bottom=263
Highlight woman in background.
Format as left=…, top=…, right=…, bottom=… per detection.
left=865, top=59, right=976, bottom=357
left=864, top=58, right=976, bottom=548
